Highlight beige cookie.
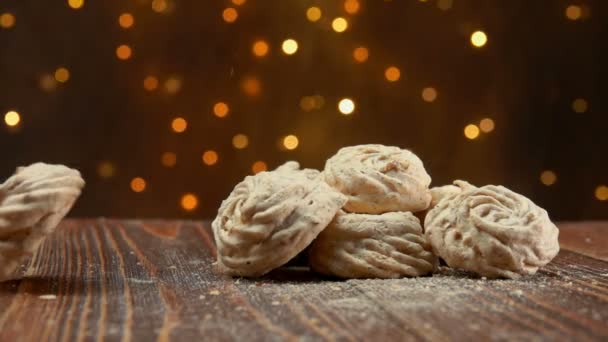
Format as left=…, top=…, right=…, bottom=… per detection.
left=323, top=144, right=432, bottom=214
left=212, top=161, right=347, bottom=277
left=425, top=181, right=559, bottom=279
left=429, top=184, right=462, bottom=209
left=0, top=163, right=85, bottom=281
left=309, top=211, right=437, bottom=278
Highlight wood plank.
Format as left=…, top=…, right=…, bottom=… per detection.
left=558, top=221, right=608, bottom=262
left=0, top=219, right=605, bottom=341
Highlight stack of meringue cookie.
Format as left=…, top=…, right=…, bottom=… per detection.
left=212, top=144, right=560, bottom=279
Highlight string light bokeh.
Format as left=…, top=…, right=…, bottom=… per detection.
left=1, top=0, right=606, bottom=219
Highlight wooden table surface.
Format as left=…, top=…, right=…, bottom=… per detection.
left=0, top=219, right=606, bottom=342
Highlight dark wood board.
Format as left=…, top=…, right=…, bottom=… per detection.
left=0, top=219, right=606, bottom=341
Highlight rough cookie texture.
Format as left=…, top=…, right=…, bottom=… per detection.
left=212, top=161, right=347, bottom=277
left=425, top=181, right=559, bottom=279
left=429, top=184, right=462, bottom=209
left=0, top=163, right=85, bottom=281
left=309, top=211, right=437, bottom=278
left=323, top=144, right=432, bottom=214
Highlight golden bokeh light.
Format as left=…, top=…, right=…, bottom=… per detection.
left=181, top=193, right=199, bottom=211
left=300, top=96, right=315, bottom=111
left=119, top=13, right=134, bottom=29
left=479, top=118, right=495, bottom=133
left=332, top=17, right=348, bottom=33
left=540, top=170, right=557, bottom=186
left=283, top=135, right=299, bottom=150
left=384, top=66, right=401, bottom=82
left=353, top=47, right=369, bottom=63
left=4, top=111, right=21, bottom=127
left=421, top=87, right=438, bottom=102
left=252, top=40, right=269, bottom=57
left=97, top=161, right=116, bottom=179
left=68, top=0, right=85, bottom=10
left=232, top=134, right=249, bottom=149
left=572, top=98, right=588, bottom=113
left=464, top=124, right=480, bottom=140
left=470, top=31, right=488, bottom=48
left=54, top=67, right=70, bottom=83
left=213, top=102, right=229, bottom=118
left=338, top=98, right=355, bottom=115
left=282, top=39, right=299, bottom=55
left=222, top=8, right=238, bottom=23
left=202, top=150, right=219, bottom=165
left=344, top=0, right=360, bottom=14
left=161, top=152, right=177, bottom=167
left=151, top=0, right=168, bottom=13
left=130, top=177, right=146, bottom=193
left=232, top=0, right=246, bottom=5
left=252, top=161, right=268, bottom=174
left=312, top=95, right=325, bottom=109
left=40, top=74, right=58, bottom=91
left=306, top=7, right=322, bottom=22
left=241, top=76, right=261, bottom=97
left=0, top=13, right=16, bottom=29
left=116, top=44, right=132, bottom=60
left=171, top=117, right=187, bottom=133
left=437, top=0, right=453, bottom=11
left=595, top=185, right=608, bottom=201
left=143, top=76, right=159, bottom=91
left=164, top=77, right=182, bottom=94
left=565, top=5, right=582, bottom=20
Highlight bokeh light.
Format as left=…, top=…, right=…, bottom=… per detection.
left=306, top=7, right=322, bottom=22
left=565, top=5, right=582, bottom=20
left=572, top=98, right=588, bottom=113
left=54, top=67, right=70, bottom=83
left=384, top=66, right=401, bottom=82
left=164, top=77, right=182, bottom=94
left=119, top=13, right=134, bottom=29
left=353, top=47, right=369, bottom=63
left=282, top=39, right=298, bottom=55
left=213, top=102, right=229, bottom=118
left=479, top=118, right=495, bottom=133
left=40, top=74, right=58, bottom=91
left=97, top=161, right=116, bottom=179
left=252, top=40, right=269, bottom=57
left=171, top=117, right=187, bottom=133
left=344, top=0, right=360, bottom=14
left=161, top=152, right=177, bottom=167
left=4, top=111, right=21, bottom=127
left=332, top=17, right=348, bottom=33
left=232, top=0, right=246, bottom=5
left=470, top=31, right=488, bottom=48
left=540, top=170, right=557, bottom=186
left=252, top=161, right=268, bottom=174
left=232, top=134, right=249, bottom=149
left=151, top=0, right=168, bottom=13
left=181, top=193, right=199, bottom=211
left=283, top=135, right=299, bottom=150
left=130, top=177, right=146, bottom=193
left=202, top=150, right=219, bottom=165
left=338, top=98, right=355, bottom=115
left=596, top=185, right=608, bottom=201
left=0, top=13, right=16, bottom=29
left=143, top=76, right=159, bottom=91
left=116, top=44, right=132, bottom=60
left=464, top=124, right=480, bottom=140
left=222, top=8, right=238, bottom=23
left=437, top=0, right=453, bottom=11
left=421, top=87, right=437, bottom=102
left=241, top=76, right=261, bottom=97
left=67, top=0, right=85, bottom=10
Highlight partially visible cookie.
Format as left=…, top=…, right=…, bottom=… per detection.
left=323, top=144, right=432, bottom=214
left=212, top=162, right=347, bottom=277
left=425, top=181, right=560, bottom=279
left=429, top=184, right=462, bottom=209
left=0, top=163, right=85, bottom=281
left=309, top=211, right=437, bottom=278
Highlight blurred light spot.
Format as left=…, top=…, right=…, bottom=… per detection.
left=283, top=135, right=299, bottom=150
left=213, top=102, right=229, bottom=118
left=130, top=177, right=146, bottom=193
left=222, top=8, right=238, bottom=23
left=306, top=7, right=322, bottom=22
left=470, top=31, right=488, bottom=48
left=143, top=76, right=159, bottom=91
left=232, top=0, right=246, bottom=5
left=119, top=13, right=134, bottom=29
left=332, top=17, right=348, bottom=32
left=181, top=193, right=199, bottom=211
left=338, top=98, right=355, bottom=115
left=54, top=67, right=70, bottom=83
left=0, top=13, right=16, bottom=28
left=202, top=150, right=219, bottom=165
left=161, top=152, right=177, bottom=167
left=464, top=124, right=480, bottom=140
left=116, top=44, right=132, bottom=60
left=171, top=117, right=187, bottom=133
left=300, top=96, right=315, bottom=111
left=40, top=74, right=58, bottom=91
left=479, top=118, right=495, bottom=133
left=565, top=5, right=582, bottom=20
left=151, top=0, right=168, bottom=13
left=572, top=98, right=588, bottom=113
left=164, top=77, right=182, bottom=94
left=353, top=47, right=369, bottom=63
left=344, top=0, right=360, bottom=14
left=312, top=95, right=325, bottom=109
left=596, top=185, right=608, bottom=201
left=384, top=66, right=401, bottom=82
left=252, top=161, right=267, bottom=174
left=232, top=134, right=249, bottom=149
left=68, top=0, right=85, bottom=10
left=252, top=40, right=269, bottom=57
left=421, top=87, right=437, bottom=102
left=241, top=76, right=261, bottom=97
left=282, top=39, right=298, bottom=55
left=97, top=161, right=116, bottom=179
left=540, top=170, right=557, bottom=186
left=437, top=0, right=453, bottom=11
left=4, top=111, right=20, bottom=127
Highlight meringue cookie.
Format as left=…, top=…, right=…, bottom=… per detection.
left=425, top=181, right=559, bottom=279
left=323, top=144, right=432, bottom=214
left=309, top=211, right=437, bottom=279
left=212, top=161, right=347, bottom=277
left=429, top=184, right=462, bottom=209
left=0, top=163, right=85, bottom=281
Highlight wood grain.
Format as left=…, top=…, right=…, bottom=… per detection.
left=0, top=219, right=606, bottom=341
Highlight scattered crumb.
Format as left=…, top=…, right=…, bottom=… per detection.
left=511, top=289, right=523, bottom=296
left=584, top=237, right=592, bottom=243
left=208, top=289, right=221, bottom=296
left=199, top=295, right=206, bottom=300
left=481, top=277, right=487, bottom=280
left=330, top=285, right=342, bottom=291
left=39, top=294, right=57, bottom=300
left=129, top=251, right=135, bottom=255
left=204, top=314, right=212, bottom=320
left=271, top=301, right=280, bottom=306
left=169, top=265, right=177, bottom=269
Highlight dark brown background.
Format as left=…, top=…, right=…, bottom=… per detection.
left=1, top=0, right=606, bottom=220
